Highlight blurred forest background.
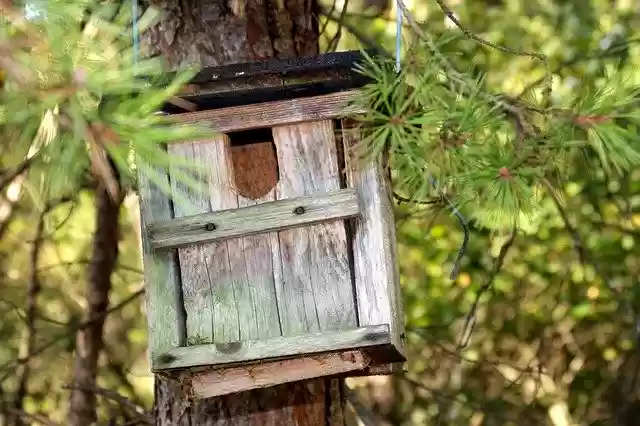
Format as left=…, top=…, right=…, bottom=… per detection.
left=2, top=0, right=640, bottom=425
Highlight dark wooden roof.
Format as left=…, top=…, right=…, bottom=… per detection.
left=161, top=50, right=378, bottom=114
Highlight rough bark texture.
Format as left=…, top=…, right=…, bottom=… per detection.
left=145, top=1, right=348, bottom=425
left=143, top=0, right=318, bottom=69
left=67, top=182, right=122, bottom=426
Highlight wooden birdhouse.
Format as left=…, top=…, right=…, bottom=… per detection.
left=137, top=51, right=405, bottom=399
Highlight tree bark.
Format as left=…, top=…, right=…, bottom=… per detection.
left=145, top=1, right=348, bottom=425
left=67, top=181, right=123, bottom=426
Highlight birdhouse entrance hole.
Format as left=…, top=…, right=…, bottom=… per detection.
left=227, top=128, right=279, bottom=200
left=138, top=50, right=405, bottom=399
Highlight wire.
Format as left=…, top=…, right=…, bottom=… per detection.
left=394, top=1, right=468, bottom=280
left=132, top=0, right=139, bottom=68
left=395, top=1, right=402, bottom=72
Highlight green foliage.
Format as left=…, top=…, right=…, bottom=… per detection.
left=0, top=0, right=639, bottom=425
left=327, top=1, right=640, bottom=424
left=0, top=0, right=210, bottom=203
left=349, top=41, right=640, bottom=229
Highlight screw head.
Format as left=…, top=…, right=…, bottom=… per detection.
left=293, top=206, right=306, bottom=215
left=205, top=223, right=216, bottom=231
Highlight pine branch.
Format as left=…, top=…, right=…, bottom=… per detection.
left=1, top=0, right=212, bottom=204
left=319, top=5, right=389, bottom=55
left=518, top=36, right=640, bottom=99
left=3, top=408, right=59, bottom=426
left=62, top=384, right=153, bottom=425
left=433, top=0, right=547, bottom=64
left=350, top=2, right=640, bottom=229
left=458, top=229, right=517, bottom=348
left=0, top=288, right=143, bottom=388
left=0, top=155, right=38, bottom=195
left=344, top=387, right=382, bottom=426
left=393, top=192, right=441, bottom=205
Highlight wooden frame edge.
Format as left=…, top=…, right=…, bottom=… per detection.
left=169, top=91, right=364, bottom=135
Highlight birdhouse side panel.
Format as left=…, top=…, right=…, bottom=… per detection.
left=341, top=120, right=405, bottom=358
left=272, top=120, right=358, bottom=335
left=168, top=137, right=281, bottom=347
left=136, top=160, right=185, bottom=367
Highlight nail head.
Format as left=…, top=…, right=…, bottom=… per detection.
left=205, top=223, right=216, bottom=231
left=294, top=206, right=306, bottom=215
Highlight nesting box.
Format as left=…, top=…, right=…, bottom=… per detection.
left=137, top=51, right=405, bottom=399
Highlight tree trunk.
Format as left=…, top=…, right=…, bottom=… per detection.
left=145, top=1, right=348, bottom=425
left=68, top=181, right=123, bottom=426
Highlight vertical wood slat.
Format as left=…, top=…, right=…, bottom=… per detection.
left=233, top=142, right=282, bottom=341
left=136, top=159, right=184, bottom=369
left=341, top=121, right=405, bottom=355
left=169, top=137, right=281, bottom=345
left=168, top=142, right=222, bottom=344
left=273, top=121, right=357, bottom=336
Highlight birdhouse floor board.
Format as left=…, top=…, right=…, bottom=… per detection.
left=153, top=324, right=397, bottom=370
left=187, top=349, right=371, bottom=399
left=169, top=91, right=364, bottom=135
left=148, top=189, right=360, bottom=250
left=347, top=362, right=406, bottom=377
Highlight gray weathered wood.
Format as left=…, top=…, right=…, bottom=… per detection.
left=226, top=140, right=282, bottom=342
left=189, top=350, right=370, bottom=399
left=148, top=189, right=361, bottom=250
left=169, top=135, right=286, bottom=346
left=169, top=91, right=363, bottom=134
left=156, top=324, right=390, bottom=369
left=236, top=190, right=282, bottom=341
left=168, top=139, right=238, bottom=344
left=273, top=121, right=358, bottom=336
left=136, top=159, right=184, bottom=370
left=342, top=121, right=405, bottom=360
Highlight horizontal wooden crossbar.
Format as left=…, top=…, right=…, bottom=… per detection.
left=154, top=324, right=398, bottom=371
left=148, top=189, right=360, bottom=250
left=168, top=90, right=364, bottom=135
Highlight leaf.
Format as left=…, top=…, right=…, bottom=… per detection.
left=570, top=303, right=593, bottom=319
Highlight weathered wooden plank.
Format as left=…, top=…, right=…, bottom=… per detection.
left=167, top=142, right=218, bottom=345
left=189, top=350, right=370, bottom=399
left=230, top=141, right=281, bottom=342
left=194, top=138, right=247, bottom=344
left=273, top=121, right=357, bottom=335
left=136, top=158, right=184, bottom=370
left=342, top=120, right=405, bottom=359
left=169, top=91, right=364, bottom=134
left=168, top=139, right=243, bottom=345
left=148, top=189, right=361, bottom=250
left=171, top=136, right=285, bottom=347
left=156, top=325, right=390, bottom=370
